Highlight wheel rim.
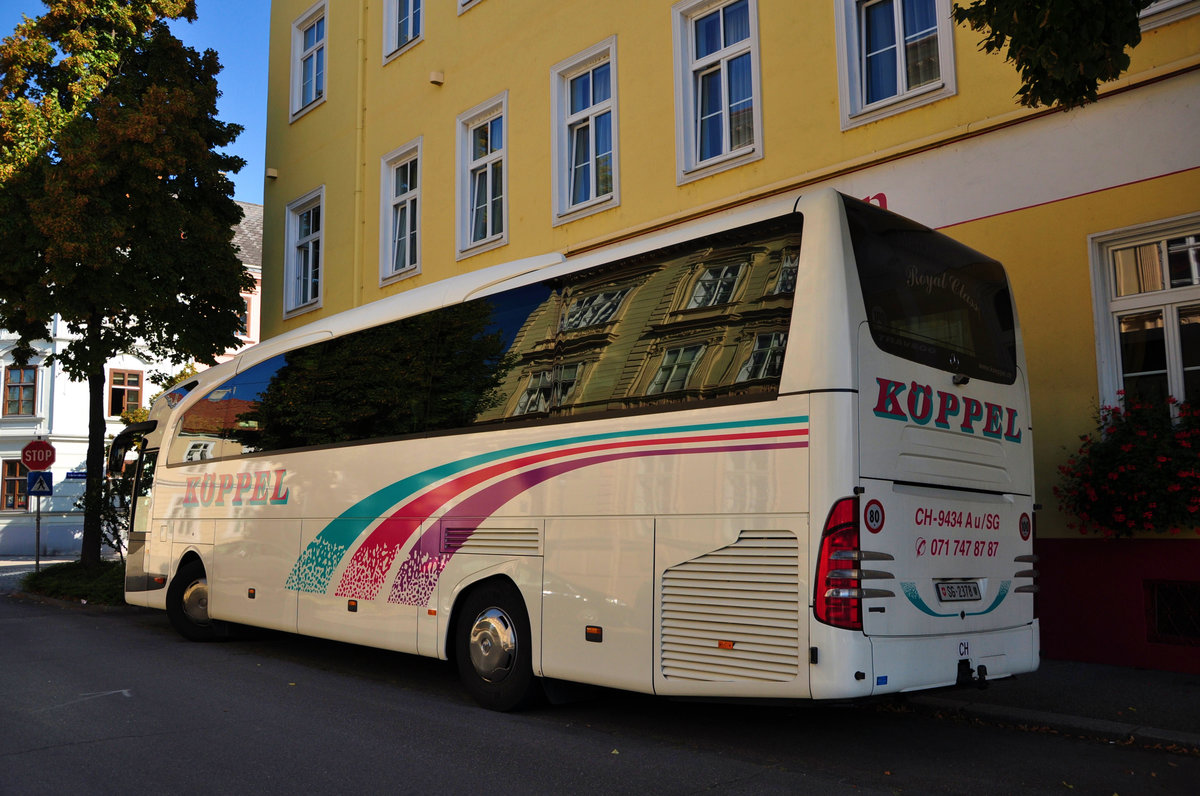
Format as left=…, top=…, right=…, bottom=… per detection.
left=468, top=607, right=516, bottom=683
left=180, top=577, right=211, bottom=627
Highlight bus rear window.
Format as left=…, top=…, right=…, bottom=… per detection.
left=844, top=196, right=1017, bottom=385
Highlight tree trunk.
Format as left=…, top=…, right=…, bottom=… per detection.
left=80, top=369, right=107, bottom=568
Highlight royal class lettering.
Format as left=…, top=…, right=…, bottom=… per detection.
left=183, top=469, right=290, bottom=507
left=873, top=377, right=1022, bottom=443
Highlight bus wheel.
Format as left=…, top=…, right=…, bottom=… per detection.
left=454, top=580, right=537, bottom=711
left=166, top=560, right=222, bottom=642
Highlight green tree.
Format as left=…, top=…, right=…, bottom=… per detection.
left=953, top=0, right=1156, bottom=109
left=0, top=3, right=252, bottom=567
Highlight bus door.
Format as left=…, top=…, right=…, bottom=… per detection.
left=108, top=421, right=161, bottom=596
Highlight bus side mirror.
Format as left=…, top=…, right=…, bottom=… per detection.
left=107, top=420, right=158, bottom=478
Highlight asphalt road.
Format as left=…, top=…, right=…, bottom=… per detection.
left=1, top=595, right=1196, bottom=795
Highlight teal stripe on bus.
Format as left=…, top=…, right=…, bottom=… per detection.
left=284, top=415, right=808, bottom=592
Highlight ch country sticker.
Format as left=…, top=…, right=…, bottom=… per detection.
left=873, top=377, right=1023, bottom=443
left=183, top=469, right=289, bottom=507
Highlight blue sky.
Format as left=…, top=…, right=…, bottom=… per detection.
left=0, top=0, right=269, bottom=204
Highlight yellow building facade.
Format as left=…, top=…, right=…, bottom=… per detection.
left=263, top=0, right=1200, bottom=670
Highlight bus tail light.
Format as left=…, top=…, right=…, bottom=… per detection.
left=814, top=496, right=862, bottom=631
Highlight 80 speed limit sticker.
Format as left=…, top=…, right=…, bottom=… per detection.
left=864, top=499, right=885, bottom=533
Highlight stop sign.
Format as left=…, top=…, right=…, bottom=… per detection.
left=21, top=440, right=56, bottom=470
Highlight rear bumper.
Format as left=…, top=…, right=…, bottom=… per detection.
left=869, top=620, right=1040, bottom=695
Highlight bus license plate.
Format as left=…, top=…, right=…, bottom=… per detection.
left=936, top=581, right=981, bottom=602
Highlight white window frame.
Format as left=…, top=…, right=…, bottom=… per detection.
left=687, top=263, right=744, bottom=308
left=290, top=2, right=328, bottom=121
left=551, top=38, right=620, bottom=225
left=834, top=0, right=956, bottom=130
left=772, top=251, right=798, bottom=295
left=2, top=363, right=39, bottom=418
left=1090, top=212, right=1200, bottom=408
left=647, top=344, right=706, bottom=394
left=457, top=0, right=484, bottom=15
left=285, top=187, right=325, bottom=317
left=671, top=0, right=763, bottom=184
left=379, top=138, right=422, bottom=285
left=456, top=92, right=508, bottom=259
left=561, top=287, right=631, bottom=331
left=383, top=0, right=423, bottom=62
left=736, top=332, right=788, bottom=381
left=513, top=363, right=582, bottom=415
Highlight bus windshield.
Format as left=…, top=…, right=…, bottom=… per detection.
left=845, top=196, right=1017, bottom=384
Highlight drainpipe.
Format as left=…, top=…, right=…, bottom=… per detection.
left=354, top=0, right=368, bottom=307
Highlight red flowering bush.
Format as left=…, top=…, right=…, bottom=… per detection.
left=1055, top=396, right=1200, bottom=537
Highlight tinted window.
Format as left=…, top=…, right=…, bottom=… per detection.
left=845, top=196, right=1017, bottom=384
left=172, top=215, right=802, bottom=461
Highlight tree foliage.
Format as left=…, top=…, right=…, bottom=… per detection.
left=952, top=0, right=1156, bottom=109
left=0, top=1, right=252, bottom=566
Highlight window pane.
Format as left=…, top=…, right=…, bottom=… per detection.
left=592, top=63, right=611, bottom=103
left=695, top=8, right=722, bottom=58
left=490, top=162, right=504, bottom=236
left=903, top=0, right=939, bottom=90
left=395, top=161, right=411, bottom=195
left=489, top=117, right=503, bottom=152
left=314, top=48, right=324, bottom=97
left=697, top=69, right=724, bottom=161
left=311, top=240, right=321, bottom=293
left=1112, top=243, right=1164, bottom=296
left=595, top=112, right=613, bottom=196
left=471, top=168, right=488, bottom=241
left=392, top=204, right=408, bottom=272
left=723, top=0, right=750, bottom=46
left=569, top=121, right=591, bottom=206
left=1167, top=235, right=1200, bottom=289
left=570, top=73, right=590, bottom=114
left=302, top=57, right=314, bottom=105
left=408, top=198, right=418, bottom=266
left=1181, top=304, right=1200, bottom=403
left=472, top=124, right=489, bottom=161
left=1119, top=310, right=1168, bottom=404
left=727, top=52, right=754, bottom=150
left=865, top=1, right=896, bottom=51
left=863, top=1, right=898, bottom=104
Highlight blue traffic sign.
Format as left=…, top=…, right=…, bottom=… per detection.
left=27, top=471, right=53, bottom=497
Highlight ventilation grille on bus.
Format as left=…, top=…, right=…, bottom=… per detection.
left=660, top=529, right=800, bottom=683
left=442, top=526, right=541, bottom=556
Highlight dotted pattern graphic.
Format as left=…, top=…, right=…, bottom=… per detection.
left=389, top=549, right=449, bottom=607
left=284, top=538, right=347, bottom=593
left=334, top=543, right=401, bottom=599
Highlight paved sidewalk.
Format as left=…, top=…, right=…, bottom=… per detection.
left=908, top=658, right=1200, bottom=751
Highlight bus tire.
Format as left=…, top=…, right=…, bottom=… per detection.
left=454, top=580, right=538, bottom=711
left=166, top=560, right=224, bottom=642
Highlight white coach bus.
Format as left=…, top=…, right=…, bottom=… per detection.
left=111, top=189, right=1038, bottom=710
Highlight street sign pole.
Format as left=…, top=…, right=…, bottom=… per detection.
left=26, top=468, right=54, bottom=571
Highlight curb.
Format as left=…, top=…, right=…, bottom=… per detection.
left=3, top=590, right=145, bottom=614
left=910, top=695, right=1200, bottom=754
